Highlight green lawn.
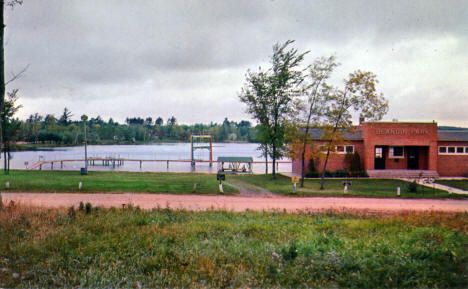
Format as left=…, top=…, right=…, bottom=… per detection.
left=0, top=170, right=237, bottom=195
left=1, top=205, right=466, bottom=288
left=436, top=180, right=468, bottom=191
left=230, top=174, right=464, bottom=199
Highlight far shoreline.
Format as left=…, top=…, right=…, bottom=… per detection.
left=11, top=141, right=258, bottom=152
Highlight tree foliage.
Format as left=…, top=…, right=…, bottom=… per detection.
left=14, top=112, right=258, bottom=145
left=289, top=55, right=337, bottom=186
left=319, top=70, right=388, bottom=189
left=239, top=40, right=307, bottom=179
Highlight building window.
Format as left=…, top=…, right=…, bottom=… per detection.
left=335, top=145, right=354, bottom=154
left=375, top=147, right=383, bottom=158
left=389, top=146, right=404, bottom=158
left=439, top=146, right=468, bottom=154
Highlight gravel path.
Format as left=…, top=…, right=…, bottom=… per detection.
left=224, top=181, right=273, bottom=197
left=3, top=192, right=468, bottom=213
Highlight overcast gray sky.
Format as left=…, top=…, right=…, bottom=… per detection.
left=5, top=0, right=468, bottom=126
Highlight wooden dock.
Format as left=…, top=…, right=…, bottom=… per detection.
left=27, top=158, right=291, bottom=170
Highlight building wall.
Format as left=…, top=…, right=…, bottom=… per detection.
left=437, top=141, right=468, bottom=177
left=360, top=122, right=438, bottom=171
left=291, top=122, right=467, bottom=177
left=292, top=140, right=364, bottom=175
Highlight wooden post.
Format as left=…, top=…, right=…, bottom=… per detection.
left=51, top=162, right=53, bottom=170
left=140, top=160, right=142, bottom=169
left=167, top=160, right=169, bottom=169
left=61, top=161, right=63, bottom=169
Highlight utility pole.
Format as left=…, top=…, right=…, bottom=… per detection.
left=81, top=115, right=88, bottom=174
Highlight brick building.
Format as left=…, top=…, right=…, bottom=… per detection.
left=292, top=121, right=468, bottom=178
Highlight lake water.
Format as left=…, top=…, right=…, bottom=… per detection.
left=8, top=143, right=291, bottom=174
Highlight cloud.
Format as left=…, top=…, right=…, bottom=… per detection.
left=3, top=0, right=468, bottom=126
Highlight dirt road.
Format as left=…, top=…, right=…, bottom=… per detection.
left=3, top=192, right=468, bottom=213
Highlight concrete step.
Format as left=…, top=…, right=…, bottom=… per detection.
left=366, top=170, right=440, bottom=179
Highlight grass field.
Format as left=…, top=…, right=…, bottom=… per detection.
left=0, top=170, right=464, bottom=199
left=0, top=170, right=237, bottom=194
left=0, top=204, right=466, bottom=288
left=436, top=180, right=468, bottom=191
left=230, top=174, right=463, bottom=198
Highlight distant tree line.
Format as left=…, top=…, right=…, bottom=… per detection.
left=14, top=109, right=257, bottom=145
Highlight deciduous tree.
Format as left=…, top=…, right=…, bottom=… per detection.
left=239, top=40, right=307, bottom=179
left=320, top=70, right=388, bottom=189
left=292, top=55, right=337, bottom=187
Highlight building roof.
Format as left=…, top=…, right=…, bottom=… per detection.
left=437, top=130, right=468, bottom=141
left=307, top=128, right=362, bottom=140
left=305, top=127, right=468, bottom=142
left=217, top=156, right=253, bottom=162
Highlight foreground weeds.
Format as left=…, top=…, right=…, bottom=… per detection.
left=1, top=203, right=467, bottom=288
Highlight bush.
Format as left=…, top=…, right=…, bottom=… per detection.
left=407, top=180, right=418, bottom=193
left=67, top=206, right=76, bottom=219
left=305, top=171, right=319, bottom=178
left=85, top=202, right=92, bottom=214
left=345, top=152, right=365, bottom=176
left=334, top=170, right=348, bottom=177
left=305, top=158, right=319, bottom=178
left=350, top=170, right=369, bottom=178
left=281, top=242, right=298, bottom=261
left=324, top=170, right=334, bottom=177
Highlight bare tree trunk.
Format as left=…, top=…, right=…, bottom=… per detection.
left=272, top=144, right=276, bottom=179
left=3, top=145, right=6, bottom=174
left=300, top=141, right=307, bottom=187
left=320, top=146, right=331, bottom=190
left=264, top=149, right=268, bottom=175
left=0, top=0, right=4, bottom=207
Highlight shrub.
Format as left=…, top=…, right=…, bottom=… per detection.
left=324, top=170, right=334, bottom=177
left=85, top=202, right=92, bottom=214
left=281, top=242, right=298, bottom=261
left=407, top=180, right=418, bottom=193
left=79, top=201, right=84, bottom=211
left=345, top=152, right=364, bottom=176
left=305, top=158, right=319, bottom=178
left=67, top=206, right=76, bottom=219
left=305, top=171, right=319, bottom=178
left=334, top=170, right=348, bottom=177
left=350, top=170, right=369, bottom=178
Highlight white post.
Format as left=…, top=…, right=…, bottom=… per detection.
left=79, top=182, right=82, bottom=190
left=219, top=183, right=224, bottom=193
left=344, top=185, right=348, bottom=194
left=397, top=187, right=400, bottom=196
left=293, top=182, right=297, bottom=193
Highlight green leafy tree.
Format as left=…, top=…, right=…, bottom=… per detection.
left=239, top=40, right=307, bottom=179
left=155, top=117, right=163, bottom=126
left=58, top=107, right=73, bottom=126
left=1, top=89, right=22, bottom=173
left=320, top=70, right=388, bottom=189
left=292, top=55, right=337, bottom=187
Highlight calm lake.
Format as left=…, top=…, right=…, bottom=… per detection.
left=8, top=143, right=291, bottom=174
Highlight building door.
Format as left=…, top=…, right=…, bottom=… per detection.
left=407, top=147, right=419, bottom=170
left=374, top=146, right=385, bottom=169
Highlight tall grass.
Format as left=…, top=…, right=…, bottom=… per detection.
left=1, top=203, right=467, bottom=288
